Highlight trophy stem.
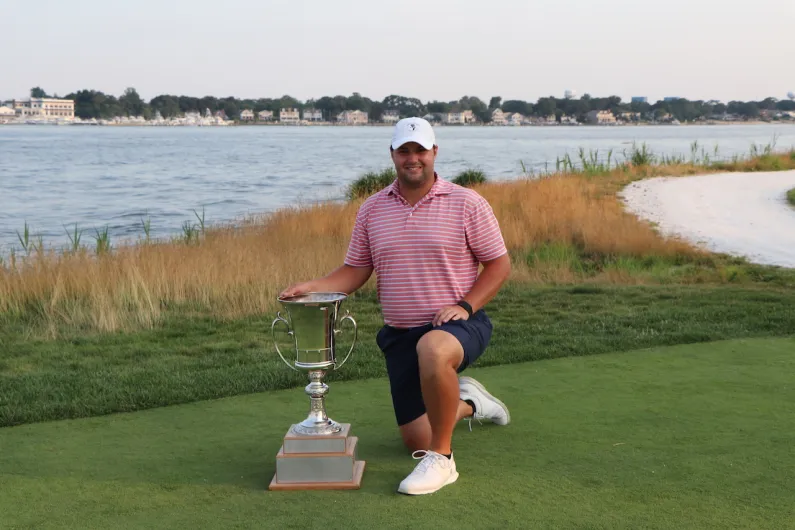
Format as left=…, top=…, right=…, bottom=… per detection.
left=292, top=370, right=342, bottom=435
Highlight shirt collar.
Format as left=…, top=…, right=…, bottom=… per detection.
left=387, top=172, right=454, bottom=198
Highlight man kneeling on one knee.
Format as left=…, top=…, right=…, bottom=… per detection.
left=280, top=117, right=511, bottom=495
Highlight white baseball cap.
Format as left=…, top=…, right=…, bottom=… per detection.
left=391, top=117, right=436, bottom=150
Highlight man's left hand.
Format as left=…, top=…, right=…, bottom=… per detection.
left=432, top=305, right=469, bottom=327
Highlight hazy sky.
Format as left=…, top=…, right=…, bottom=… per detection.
left=3, top=0, right=794, bottom=103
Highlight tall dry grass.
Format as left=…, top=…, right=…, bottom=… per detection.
left=481, top=175, right=695, bottom=255
left=477, top=172, right=701, bottom=283
left=2, top=150, right=794, bottom=336
left=0, top=201, right=362, bottom=334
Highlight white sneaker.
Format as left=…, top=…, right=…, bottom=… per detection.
left=459, top=376, right=510, bottom=426
left=397, top=450, right=459, bottom=495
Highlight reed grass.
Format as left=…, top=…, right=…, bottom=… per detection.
left=2, top=144, right=794, bottom=337
left=64, top=224, right=84, bottom=253
left=93, top=226, right=111, bottom=255
left=140, top=215, right=152, bottom=243
left=16, top=222, right=33, bottom=256
left=630, top=142, right=655, bottom=166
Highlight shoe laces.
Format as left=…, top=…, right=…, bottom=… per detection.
left=411, top=450, right=447, bottom=473
left=465, top=415, right=483, bottom=432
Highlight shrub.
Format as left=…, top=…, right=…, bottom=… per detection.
left=452, top=169, right=488, bottom=187
left=347, top=168, right=396, bottom=200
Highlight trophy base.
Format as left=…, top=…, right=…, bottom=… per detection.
left=268, top=423, right=365, bottom=491
left=291, top=419, right=343, bottom=436
left=269, top=460, right=365, bottom=491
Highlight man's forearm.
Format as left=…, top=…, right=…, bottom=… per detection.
left=309, top=264, right=373, bottom=294
left=461, top=254, right=511, bottom=312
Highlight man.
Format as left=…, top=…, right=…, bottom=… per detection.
left=279, top=117, right=511, bottom=495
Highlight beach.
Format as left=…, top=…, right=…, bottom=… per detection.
left=619, top=170, right=795, bottom=268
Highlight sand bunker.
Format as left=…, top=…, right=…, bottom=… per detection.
left=619, top=170, right=795, bottom=268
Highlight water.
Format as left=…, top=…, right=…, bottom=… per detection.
left=1, top=124, right=794, bottom=254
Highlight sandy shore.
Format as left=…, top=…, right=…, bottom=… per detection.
left=619, top=170, right=795, bottom=268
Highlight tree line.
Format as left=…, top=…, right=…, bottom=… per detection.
left=23, top=86, right=795, bottom=123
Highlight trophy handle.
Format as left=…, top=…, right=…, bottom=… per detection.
left=334, top=310, right=357, bottom=370
left=271, top=312, right=298, bottom=371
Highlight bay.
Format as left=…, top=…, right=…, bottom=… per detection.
left=1, top=123, right=793, bottom=254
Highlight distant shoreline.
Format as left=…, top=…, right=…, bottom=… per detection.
left=246, top=120, right=787, bottom=127
left=204, top=119, right=791, bottom=127
left=2, top=120, right=790, bottom=128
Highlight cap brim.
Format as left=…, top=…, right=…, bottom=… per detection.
left=391, top=136, right=435, bottom=150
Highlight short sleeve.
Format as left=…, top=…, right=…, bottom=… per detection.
left=465, top=195, right=508, bottom=262
left=344, top=202, right=373, bottom=267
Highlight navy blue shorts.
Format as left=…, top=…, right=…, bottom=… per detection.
left=375, top=310, right=493, bottom=426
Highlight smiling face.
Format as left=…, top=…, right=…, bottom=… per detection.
left=390, top=142, right=438, bottom=189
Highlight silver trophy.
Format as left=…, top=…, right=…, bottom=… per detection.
left=269, top=292, right=365, bottom=490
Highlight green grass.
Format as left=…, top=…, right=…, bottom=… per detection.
left=3, top=283, right=795, bottom=427
left=347, top=168, right=396, bottom=200
left=1, top=337, right=793, bottom=529
left=524, top=244, right=795, bottom=286
left=451, top=168, right=487, bottom=186
left=629, top=141, right=654, bottom=166
left=787, top=187, right=795, bottom=207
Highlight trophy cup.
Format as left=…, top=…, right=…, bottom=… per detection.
left=268, top=292, right=365, bottom=490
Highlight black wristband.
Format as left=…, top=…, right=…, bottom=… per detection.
left=457, top=300, right=474, bottom=317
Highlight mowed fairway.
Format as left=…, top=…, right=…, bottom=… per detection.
left=1, top=337, right=793, bottom=530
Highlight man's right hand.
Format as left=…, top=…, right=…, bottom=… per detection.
left=277, top=265, right=373, bottom=300
left=279, top=281, right=315, bottom=299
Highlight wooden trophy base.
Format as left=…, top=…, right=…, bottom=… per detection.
left=268, top=423, right=366, bottom=491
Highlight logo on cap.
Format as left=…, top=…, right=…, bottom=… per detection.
left=409, top=124, right=416, bottom=130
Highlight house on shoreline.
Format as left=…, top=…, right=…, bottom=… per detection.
left=337, top=110, right=368, bottom=125
left=442, top=110, right=475, bottom=124
left=383, top=110, right=400, bottom=124
left=11, top=97, right=75, bottom=120
left=279, top=108, right=300, bottom=124
left=586, top=110, right=617, bottom=125
left=303, top=108, right=323, bottom=122
left=0, top=105, right=15, bottom=123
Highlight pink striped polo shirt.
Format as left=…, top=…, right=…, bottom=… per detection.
left=344, top=175, right=507, bottom=328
